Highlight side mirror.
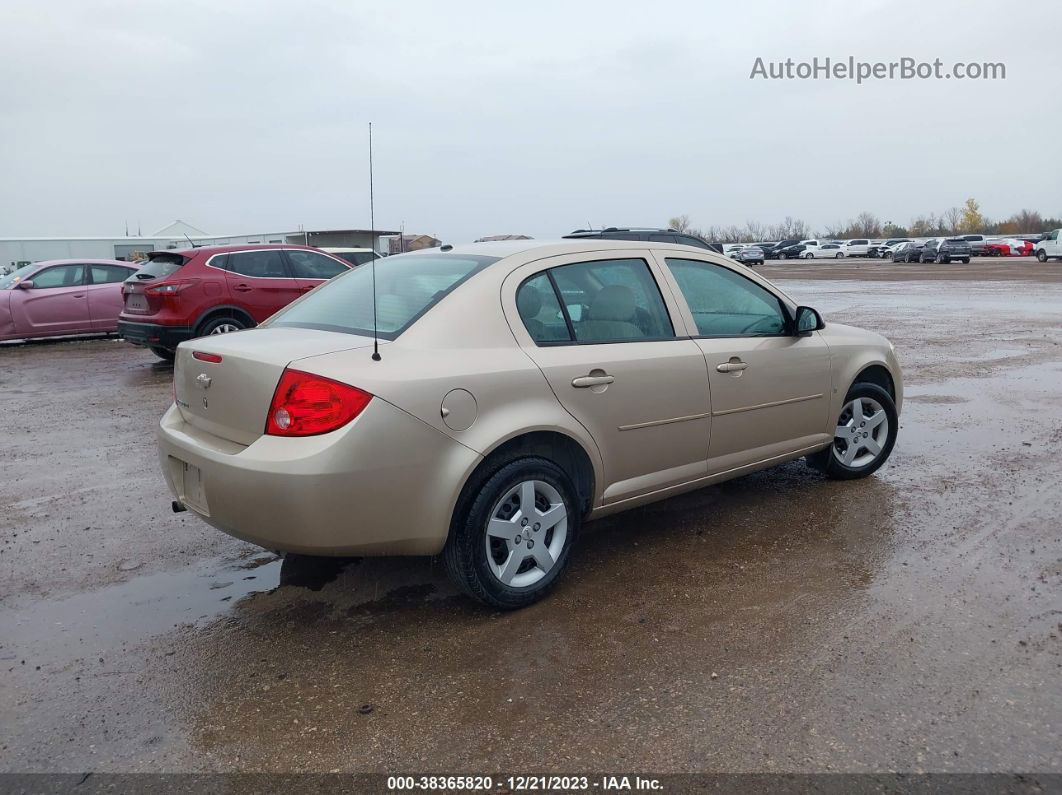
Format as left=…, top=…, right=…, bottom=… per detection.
left=17, top=280, right=34, bottom=290
left=794, top=305, right=824, bottom=335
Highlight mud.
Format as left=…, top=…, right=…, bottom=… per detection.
left=1, top=260, right=1060, bottom=773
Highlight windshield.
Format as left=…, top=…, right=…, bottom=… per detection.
left=0, top=263, right=38, bottom=290
left=269, top=253, right=498, bottom=338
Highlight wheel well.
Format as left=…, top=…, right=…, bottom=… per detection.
left=854, top=365, right=894, bottom=399
left=464, top=432, right=596, bottom=518
left=195, top=306, right=255, bottom=336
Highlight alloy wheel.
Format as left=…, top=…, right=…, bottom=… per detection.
left=484, top=479, right=568, bottom=588
left=832, top=396, right=889, bottom=468
left=210, top=322, right=241, bottom=334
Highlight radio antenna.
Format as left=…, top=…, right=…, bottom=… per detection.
left=369, top=122, right=381, bottom=362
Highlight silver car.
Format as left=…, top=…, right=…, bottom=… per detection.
left=159, top=240, right=902, bottom=608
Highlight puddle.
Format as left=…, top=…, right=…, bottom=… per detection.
left=0, top=557, right=284, bottom=663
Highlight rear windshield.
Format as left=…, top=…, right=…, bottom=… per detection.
left=332, top=251, right=376, bottom=266
left=131, top=252, right=187, bottom=280
left=269, top=253, right=497, bottom=339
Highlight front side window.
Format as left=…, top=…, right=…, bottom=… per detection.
left=549, top=258, right=673, bottom=343
left=270, top=253, right=496, bottom=338
left=286, top=250, right=349, bottom=280
left=224, top=250, right=289, bottom=278
left=665, top=258, right=786, bottom=337
left=516, top=273, right=570, bottom=343
left=30, top=264, right=85, bottom=289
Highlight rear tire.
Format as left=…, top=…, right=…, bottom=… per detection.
left=807, top=383, right=898, bottom=480
left=150, top=346, right=175, bottom=361
left=197, top=316, right=249, bottom=338
left=444, top=457, right=580, bottom=610
left=961, top=258, right=970, bottom=264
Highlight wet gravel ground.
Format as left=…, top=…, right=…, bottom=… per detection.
left=1, top=258, right=1060, bottom=773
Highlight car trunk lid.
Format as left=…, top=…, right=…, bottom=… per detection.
left=173, top=327, right=377, bottom=445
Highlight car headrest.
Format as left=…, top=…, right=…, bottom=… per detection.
left=589, top=285, right=637, bottom=322
left=517, top=287, right=543, bottom=319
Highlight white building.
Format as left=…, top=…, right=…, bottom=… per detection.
left=0, top=220, right=400, bottom=272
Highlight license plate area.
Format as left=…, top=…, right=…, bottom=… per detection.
left=172, top=457, right=209, bottom=515
left=126, top=294, right=149, bottom=312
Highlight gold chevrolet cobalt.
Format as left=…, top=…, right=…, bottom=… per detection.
left=159, top=240, right=901, bottom=608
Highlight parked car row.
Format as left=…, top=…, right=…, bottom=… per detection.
left=117, top=244, right=354, bottom=359
left=1, top=244, right=357, bottom=348
left=722, top=230, right=1058, bottom=264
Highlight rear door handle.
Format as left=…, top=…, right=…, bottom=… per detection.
left=572, top=374, right=615, bottom=388
left=232, top=284, right=253, bottom=292
left=716, top=360, right=748, bottom=373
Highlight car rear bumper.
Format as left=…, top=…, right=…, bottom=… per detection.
left=156, top=400, right=481, bottom=556
left=118, top=320, right=193, bottom=350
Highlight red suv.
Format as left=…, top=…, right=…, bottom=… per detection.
left=117, top=244, right=351, bottom=359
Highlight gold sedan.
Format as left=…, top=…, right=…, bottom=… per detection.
left=159, top=240, right=902, bottom=609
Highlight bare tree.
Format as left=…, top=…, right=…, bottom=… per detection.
left=941, top=206, right=962, bottom=235
left=668, top=214, right=692, bottom=234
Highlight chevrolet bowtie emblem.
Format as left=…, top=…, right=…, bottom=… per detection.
left=195, top=374, right=212, bottom=389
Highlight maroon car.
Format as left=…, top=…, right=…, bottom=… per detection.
left=0, top=259, right=139, bottom=342
left=117, top=244, right=352, bottom=360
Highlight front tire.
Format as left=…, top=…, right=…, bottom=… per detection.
left=444, top=457, right=579, bottom=610
left=1037, top=250, right=1048, bottom=263
left=807, top=383, right=898, bottom=480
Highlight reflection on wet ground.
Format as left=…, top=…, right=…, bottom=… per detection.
left=2, top=268, right=1061, bottom=773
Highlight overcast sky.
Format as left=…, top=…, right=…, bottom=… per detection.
left=1, top=0, right=1059, bottom=241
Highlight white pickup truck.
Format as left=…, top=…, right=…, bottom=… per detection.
left=1034, top=229, right=1061, bottom=262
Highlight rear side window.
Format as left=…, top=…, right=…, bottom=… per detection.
left=286, top=250, right=349, bottom=280
left=516, top=274, right=570, bottom=343
left=224, top=250, right=289, bottom=278
left=546, top=258, right=674, bottom=344
left=674, top=235, right=711, bottom=249
left=89, top=265, right=133, bottom=284
left=269, top=253, right=496, bottom=339
left=134, top=252, right=186, bottom=280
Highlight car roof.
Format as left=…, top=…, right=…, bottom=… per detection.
left=394, top=238, right=728, bottom=261
left=148, top=243, right=322, bottom=257
left=30, top=258, right=137, bottom=268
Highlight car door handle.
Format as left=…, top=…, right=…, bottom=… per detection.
left=716, top=360, right=748, bottom=373
left=572, top=374, right=615, bottom=388
left=300, top=285, right=317, bottom=292
left=232, top=284, right=253, bottom=292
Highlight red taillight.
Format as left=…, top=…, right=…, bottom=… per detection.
left=265, top=369, right=372, bottom=437
left=192, top=351, right=223, bottom=363
left=144, top=281, right=191, bottom=296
